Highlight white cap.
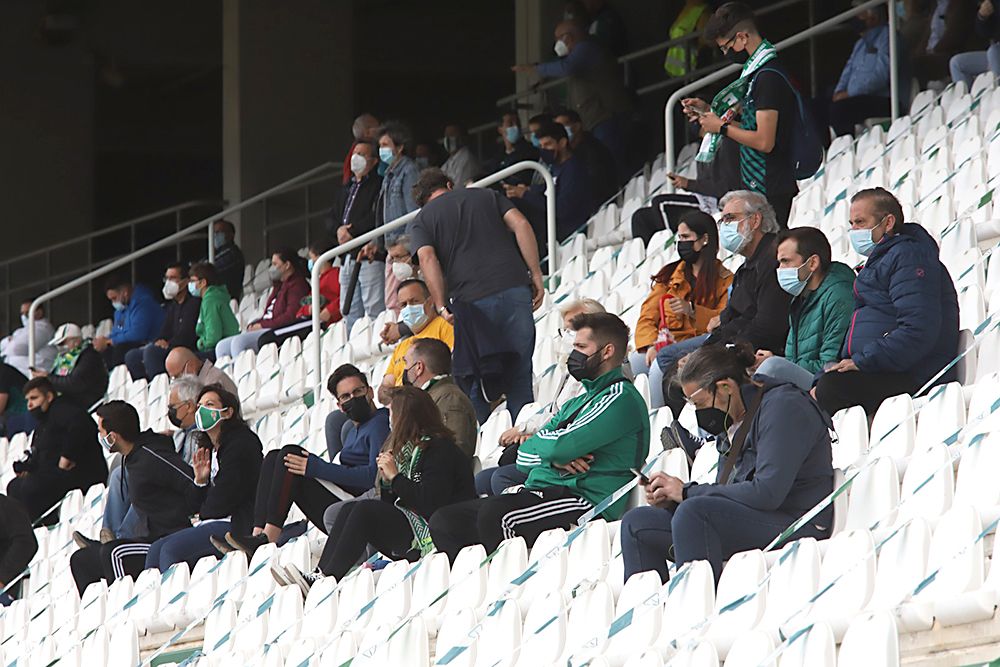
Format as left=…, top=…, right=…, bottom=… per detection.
left=49, top=323, right=82, bottom=347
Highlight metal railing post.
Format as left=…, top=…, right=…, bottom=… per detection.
left=888, top=0, right=899, bottom=121
left=310, top=161, right=556, bottom=399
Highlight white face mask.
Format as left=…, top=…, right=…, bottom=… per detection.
left=350, top=153, right=368, bottom=176
left=162, top=280, right=181, bottom=300
left=20, top=314, right=29, bottom=327
left=554, top=39, right=570, bottom=57
left=391, top=261, right=415, bottom=281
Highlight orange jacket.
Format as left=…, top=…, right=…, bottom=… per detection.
left=634, top=259, right=733, bottom=350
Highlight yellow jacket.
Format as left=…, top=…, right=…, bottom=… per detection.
left=634, top=259, right=733, bottom=350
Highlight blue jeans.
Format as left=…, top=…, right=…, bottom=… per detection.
left=949, top=44, right=1000, bottom=88
left=621, top=497, right=828, bottom=584
left=754, top=356, right=816, bottom=392
left=467, top=285, right=536, bottom=423
left=474, top=464, right=529, bottom=496
left=102, top=466, right=144, bottom=539
left=340, top=257, right=386, bottom=333
left=124, top=343, right=170, bottom=381
left=144, top=521, right=231, bottom=572
left=654, top=334, right=708, bottom=372
left=215, top=330, right=268, bottom=360
left=629, top=350, right=665, bottom=409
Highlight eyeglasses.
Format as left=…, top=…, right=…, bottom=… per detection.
left=719, top=33, right=739, bottom=54
left=682, top=386, right=709, bottom=405
left=719, top=214, right=750, bottom=225
left=337, top=386, right=368, bottom=404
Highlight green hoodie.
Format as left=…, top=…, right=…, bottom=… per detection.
left=516, top=367, right=649, bottom=520
left=195, top=284, right=241, bottom=352
left=785, top=261, right=856, bottom=374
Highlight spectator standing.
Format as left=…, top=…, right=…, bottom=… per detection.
left=214, top=249, right=309, bottom=360
left=330, top=140, right=385, bottom=332
left=125, top=263, right=200, bottom=380
left=164, top=347, right=239, bottom=399
left=33, top=323, right=108, bottom=411
left=663, top=0, right=711, bottom=77
left=814, top=188, right=959, bottom=415
left=0, top=495, right=37, bottom=606
left=441, top=124, right=481, bottom=188
left=482, top=112, right=538, bottom=186
left=1, top=300, right=55, bottom=378
left=211, top=220, right=246, bottom=302
left=753, top=227, right=856, bottom=392
left=554, top=108, right=619, bottom=206
left=377, top=122, right=421, bottom=315
left=188, top=261, right=240, bottom=359
left=949, top=0, right=1000, bottom=87
left=92, top=276, right=165, bottom=370
left=342, top=113, right=380, bottom=185
left=828, top=5, right=894, bottom=137
left=7, top=378, right=108, bottom=522
left=408, top=169, right=545, bottom=423
left=582, top=0, right=629, bottom=56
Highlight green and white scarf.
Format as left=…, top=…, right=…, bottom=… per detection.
left=51, top=341, right=87, bottom=377
left=382, top=438, right=436, bottom=557
left=695, top=39, right=777, bottom=164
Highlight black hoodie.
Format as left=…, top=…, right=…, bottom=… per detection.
left=122, top=430, right=197, bottom=539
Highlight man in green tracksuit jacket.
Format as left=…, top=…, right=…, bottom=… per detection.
left=430, top=312, right=649, bottom=563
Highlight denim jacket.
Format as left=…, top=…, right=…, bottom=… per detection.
left=379, top=155, right=420, bottom=244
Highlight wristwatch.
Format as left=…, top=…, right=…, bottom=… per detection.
left=720, top=121, right=731, bottom=137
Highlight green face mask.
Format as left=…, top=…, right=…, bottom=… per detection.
left=195, top=405, right=225, bottom=432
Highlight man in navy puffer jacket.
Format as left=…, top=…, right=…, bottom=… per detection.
left=814, top=187, right=959, bottom=416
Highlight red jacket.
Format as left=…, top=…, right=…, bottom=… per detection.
left=295, top=266, right=342, bottom=323
left=255, top=273, right=310, bottom=329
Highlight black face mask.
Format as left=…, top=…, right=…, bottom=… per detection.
left=677, top=240, right=702, bottom=264
left=401, top=365, right=414, bottom=387
left=539, top=148, right=556, bottom=164
left=694, top=390, right=732, bottom=436
left=29, top=405, right=47, bottom=421
left=342, top=395, right=374, bottom=423
left=724, top=48, right=749, bottom=65
left=167, top=405, right=185, bottom=429
left=566, top=348, right=603, bottom=382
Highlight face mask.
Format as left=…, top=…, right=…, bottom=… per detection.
left=213, top=232, right=226, bottom=250
left=677, top=240, right=702, bottom=264
left=195, top=405, right=225, bottom=432
left=415, top=156, right=430, bottom=170
left=111, top=300, right=126, bottom=312
left=554, top=39, right=570, bottom=57
left=724, top=47, right=749, bottom=65
left=443, top=137, right=459, bottom=154
left=566, top=347, right=604, bottom=382
left=400, top=303, right=430, bottom=333
left=529, top=132, right=540, bottom=148
left=401, top=364, right=415, bottom=387
left=188, top=281, right=200, bottom=297
left=167, top=405, right=186, bottom=429
left=505, top=126, right=521, bottom=144
left=29, top=405, right=46, bottom=421
left=391, top=261, right=415, bottom=281
left=562, top=125, right=574, bottom=141
left=342, top=394, right=374, bottom=423
left=719, top=221, right=751, bottom=254
left=694, top=388, right=731, bottom=436
left=20, top=314, right=28, bottom=327
left=539, top=148, right=556, bottom=164
left=777, top=260, right=814, bottom=297
left=350, top=153, right=368, bottom=176
left=307, top=259, right=315, bottom=272
left=268, top=265, right=283, bottom=282
left=848, top=218, right=886, bottom=257
left=162, top=280, right=181, bottom=300
left=99, top=432, right=116, bottom=453
left=379, top=146, right=396, bottom=165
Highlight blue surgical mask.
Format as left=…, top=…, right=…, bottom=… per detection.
left=849, top=218, right=887, bottom=257
left=719, top=221, right=750, bottom=254
left=776, top=260, right=814, bottom=297
left=307, top=259, right=315, bottom=272
left=529, top=132, right=540, bottom=148
left=505, top=126, right=521, bottom=144
left=111, top=300, right=126, bottom=312
left=562, top=124, right=574, bottom=141
left=98, top=432, right=116, bottom=452
left=400, top=304, right=430, bottom=333
left=379, top=146, right=395, bottom=165
left=213, top=232, right=226, bottom=250
left=188, top=282, right=200, bottom=297
left=20, top=314, right=28, bottom=327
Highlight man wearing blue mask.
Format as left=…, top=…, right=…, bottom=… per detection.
left=813, top=188, right=959, bottom=416
left=210, top=220, right=245, bottom=302
left=481, top=111, right=537, bottom=188
left=377, top=279, right=454, bottom=404
left=92, top=275, right=165, bottom=371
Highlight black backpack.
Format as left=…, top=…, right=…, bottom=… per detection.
left=749, top=66, right=824, bottom=181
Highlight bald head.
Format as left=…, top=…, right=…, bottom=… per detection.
left=165, top=347, right=203, bottom=379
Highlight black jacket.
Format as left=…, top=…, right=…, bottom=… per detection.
left=0, top=494, right=37, bottom=585
left=188, top=423, right=262, bottom=534
left=383, top=436, right=476, bottom=519
left=687, top=137, right=742, bottom=200
left=213, top=242, right=245, bottom=302
left=48, top=346, right=108, bottom=411
left=481, top=139, right=539, bottom=186
left=158, top=295, right=201, bottom=350
left=122, top=431, right=197, bottom=539
left=327, top=173, right=383, bottom=258
left=574, top=132, right=619, bottom=207
left=15, top=397, right=107, bottom=489
left=706, top=233, right=791, bottom=353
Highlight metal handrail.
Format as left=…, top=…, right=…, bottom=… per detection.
left=28, top=162, right=338, bottom=366
left=664, top=0, right=899, bottom=177
left=309, top=160, right=556, bottom=398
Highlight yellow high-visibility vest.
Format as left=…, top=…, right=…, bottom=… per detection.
left=664, top=3, right=707, bottom=77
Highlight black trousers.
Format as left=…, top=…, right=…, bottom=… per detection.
left=829, top=95, right=892, bottom=137
left=6, top=473, right=78, bottom=524
left=428, top=488, right=593, bottom=564
left=317, top=499, right=413, bottom=578
left=69, top=538, right=152, bottom=596
left=101, top=341, right=143, bottom=370
left=814, top=369, right=922, bottom=416
left=252, top=445, right=338, bottom=533
left=770, top=191, right=793, bottom=230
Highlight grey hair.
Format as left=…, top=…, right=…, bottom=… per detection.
left=719, top=190, right=779, bottom=234
left=352, top=113, right=378, bottom=141
left=171, top=374, right=204, bottom=403
left=559, top=298, right=606, bottom=317
left=389, top=234, right=411, bottom=253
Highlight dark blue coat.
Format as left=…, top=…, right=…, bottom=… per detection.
left=841, top=223, right=959, bottom=386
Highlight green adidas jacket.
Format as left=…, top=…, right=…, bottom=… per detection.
left=195, top=285, right=241, bottom=352
left=785, top=261, right=856, bottom=374
left=516, top=367, right=649, bottom=520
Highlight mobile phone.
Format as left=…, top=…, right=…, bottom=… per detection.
left=630, top=467, right=650, bottom=485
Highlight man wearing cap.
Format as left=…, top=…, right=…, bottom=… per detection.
left=32, top=324, right=109, bottom=411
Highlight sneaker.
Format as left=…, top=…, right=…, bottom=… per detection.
left=270, top=562, right=294, bottom=587
left=99, top=528, right=116, bottom=544
left=284, top=564, right=324, bottom=597
left=73, top=531, right=99, bottom=549
left=209, top=534, right=235, bottom=555
left=225, top=532, right=270, bottom=557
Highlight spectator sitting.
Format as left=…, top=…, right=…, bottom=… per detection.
left=554, top=108, right=619, bottom=206
left=631, top=210, right=734, bottom=409
left=165, top=346, right=238, bottom=399
left=329, top=139, right=385, bottom=332
left=342, top=113, right=380, bottom=185
left=214, top=249, right=309, bottom=360
left=0, top=364, right=30, bottom=437
left=481, top=111, right=538, bottom=186
left=124, top=263, right=200, bottom=381
left=0, top=495, right=37, bottom=606
left=949, top=0, right=1000, bottom=87
left=408, top=168, right=544, bottom=423
left=525, top=112, right=554, bottom=150
left=166, top=374, right=203, bottom=465
left=378, top=121, right=421, bottom=315
left=377, top=279, right=454, bottom=404
left=913, top=0, right=986, bottom=86
left=401, top=338, right=478, bottom=459
left=32, top=323, right=109, bottom=411
left=188, top=261, right=240, bottom=360
left=222, top=364, right=390, bottom=558
left=1, top=300, right=55, bottom=379
left=211, top=220, right=246, bottom=302
left=663, top=0, right=711, bottom=77
left=814, top=188, right=959, bottom=416
left=7, top=378, right=108, bottom=523
left=258, top=242, right=343, bottom=349
left=91, top=276, right=165, bottom=370
left=620, top=342, right=833, bottom=584
left=431, top=313, right=648, bottom=563
left=144, top=385, right=262, bottom=571
left=828, top=4, right=893, bottom=137
left=441, top=124, right=481, bottom=188
left=505, top=122, right=594, bottom=243
left=70, top=401, right=195, bottom=579
left=384, top=235, right=419, bottom=315
left=279, top=386, right=475, bottom=591
left=753, top=227, right=856, bottom=392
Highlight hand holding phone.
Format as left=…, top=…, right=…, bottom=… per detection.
left=630, top=467, right=650, bottom=485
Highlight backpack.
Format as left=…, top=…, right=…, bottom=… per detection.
left=749, top=66, right=824, bottom=181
